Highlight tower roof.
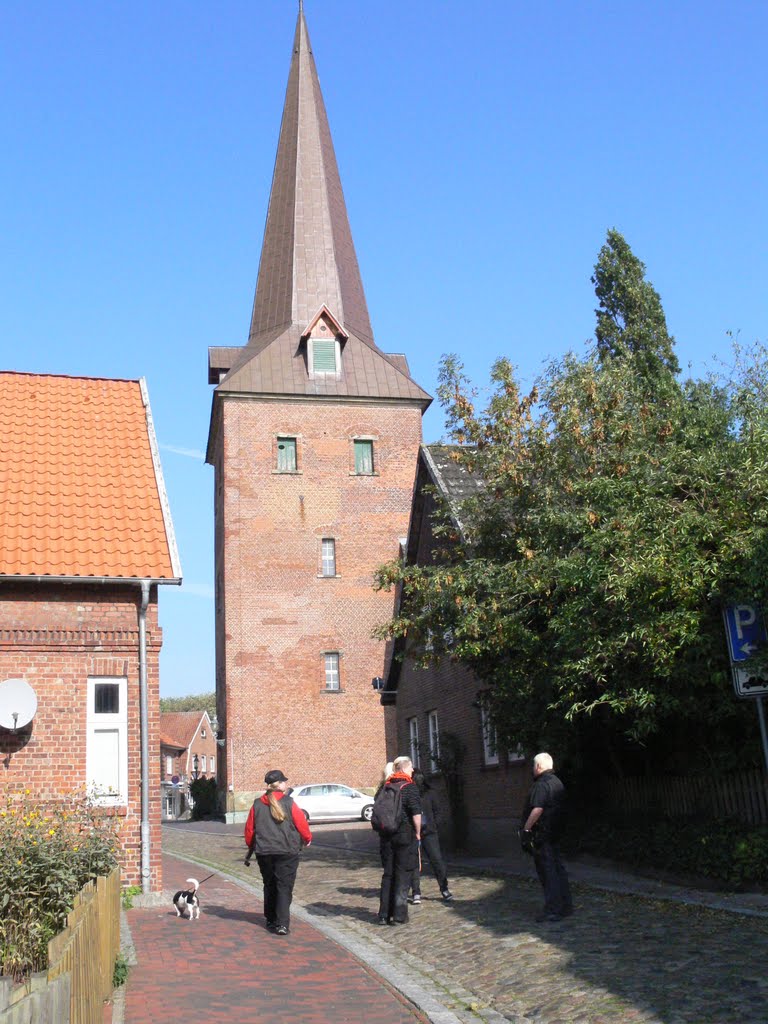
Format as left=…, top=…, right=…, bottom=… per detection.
left=210, top=7, right=431, bottom=409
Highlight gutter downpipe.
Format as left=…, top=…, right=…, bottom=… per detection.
left=138, top=580, right=151, bottom=894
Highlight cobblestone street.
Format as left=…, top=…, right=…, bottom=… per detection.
left=161, top=823, right=768, bottom=1024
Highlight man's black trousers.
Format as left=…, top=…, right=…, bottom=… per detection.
left=412, top=832, right=448, bottom=894
left=533, top=840, right=573, bottom=917
left=379, top=835, right=417, bottom=923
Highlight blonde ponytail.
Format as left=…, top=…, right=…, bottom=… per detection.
left=267, top=786, right=286, bottom=822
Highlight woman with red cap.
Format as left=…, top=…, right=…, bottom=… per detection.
left=244, top=769, right=312, bottom=935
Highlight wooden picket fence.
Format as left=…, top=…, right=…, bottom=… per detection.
left=0, top=866, right=121, bottom=1024
left=601, top=769, right=768, bottom=825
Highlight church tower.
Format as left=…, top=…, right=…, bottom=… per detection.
left=206, top=6, right=430, bottom=820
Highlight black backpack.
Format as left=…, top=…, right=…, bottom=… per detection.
left=370, top=781, right=406, bottom=836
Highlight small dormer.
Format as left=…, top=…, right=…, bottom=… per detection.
left=302, top=306, right=347, bottom=377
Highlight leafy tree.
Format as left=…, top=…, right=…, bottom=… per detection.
left=375, top=342, right=768, bottom=775
left=592, top=228, right=680, bottom=380
left=160, top=692, right=216, bottom=720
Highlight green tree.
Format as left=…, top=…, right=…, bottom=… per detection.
left=159, top=692, right=216, bottom=720
left=375, top=343, right=768, bottom=775
left=592, top=228, right=680, bottom=380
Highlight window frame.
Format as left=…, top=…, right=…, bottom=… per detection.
left=323, top=651, right=341, bottom=691
left=320, top=538, right=337, bottom=577
left=86, top=676, right=128, bottom=805
left=408, top=717, right=420, bottom=769
left=276, top=435, right=298, bottom=473
left=427, top=710, right=440, bottom=773
left=309, top=337, right=340, bottom=375
left=352, top=438, right=375, bottom=475
left=480, top=701, right=499, bottom=766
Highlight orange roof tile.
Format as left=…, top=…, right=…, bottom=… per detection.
left=0, top=372, right=180, bottom=580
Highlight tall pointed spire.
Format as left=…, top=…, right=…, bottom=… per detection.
left=249, top=6, right=374, bottom=346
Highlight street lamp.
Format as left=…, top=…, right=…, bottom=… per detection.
left=192, top=754, right=200, bottom=780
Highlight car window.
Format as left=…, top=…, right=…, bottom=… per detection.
left=338, top=786, right=355, bottom=797
left=299, top=786, right=317, bottom=797
left=325, top=785, right=342, bottom=795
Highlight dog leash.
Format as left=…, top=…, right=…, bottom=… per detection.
left=193, top=872, right=217, bottom=886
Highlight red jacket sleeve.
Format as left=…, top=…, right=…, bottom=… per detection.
left=291, top=801, right=312, bottom=844
left=244, top=805, right=256, bottom=847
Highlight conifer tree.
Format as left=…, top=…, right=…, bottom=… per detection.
left=592, top=229, right=680, bottom=378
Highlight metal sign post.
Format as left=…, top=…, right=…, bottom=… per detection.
left=723, top=604, right=768, bottom=773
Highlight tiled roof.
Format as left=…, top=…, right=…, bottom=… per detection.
left=0, top=372, right=180, bottom=580
left=160, top=731, right=186, bottom=752
left=160, top=711, right=209, bottom=748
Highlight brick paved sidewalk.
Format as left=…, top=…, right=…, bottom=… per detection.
left=159, top=824, right=768, bottom=1024
left=121, top=853, right=430, bottom=1024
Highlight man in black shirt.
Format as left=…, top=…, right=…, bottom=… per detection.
left=520, top=752, right=573, bottom=922
left=377, top=755, right=422, bottom=925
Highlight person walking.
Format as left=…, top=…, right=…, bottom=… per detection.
left=244, top=769, right=312, bottom=935
left=409, top=770, right=453, bottom=904
left=376, top=755, right=421, bottom=926
left=520, top=752, right=573, bottom=922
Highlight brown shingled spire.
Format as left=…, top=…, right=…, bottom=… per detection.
left=249, top=5, right=374, bottom=346
left=208, top=8, right=431, bottom=410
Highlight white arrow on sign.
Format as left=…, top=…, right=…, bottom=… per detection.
left=741, top=642, right=759, bottom=655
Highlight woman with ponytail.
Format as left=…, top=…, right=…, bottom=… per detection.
left=244, top=769, right=312, bottom=935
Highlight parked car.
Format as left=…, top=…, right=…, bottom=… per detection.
left=290, top=783, right=374, bottom=823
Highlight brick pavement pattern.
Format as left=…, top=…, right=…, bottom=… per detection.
left=162, top=824, right=768, bottom=1024
left=123, top=853, right=428, bottom=1024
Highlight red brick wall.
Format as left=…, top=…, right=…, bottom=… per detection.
left=0, top=582, right=163, bottom=889
left=212, top=398, right=421, bottom=812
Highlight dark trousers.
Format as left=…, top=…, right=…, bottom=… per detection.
left=411, top=832, right=448, bottom=894
left=533, top=840, right=573, bottom=917
left=379, top=836, right=416, bottom=923
left=256, top=853, right=300, bottom=928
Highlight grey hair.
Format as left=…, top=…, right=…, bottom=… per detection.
left=392, top=755, right=413, bottom=774
left=533, top=752, right=553, bottom=772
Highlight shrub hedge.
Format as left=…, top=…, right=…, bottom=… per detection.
left=0, top=789, right=120, bottom=981
left=563, top=814, right=768, bottom=888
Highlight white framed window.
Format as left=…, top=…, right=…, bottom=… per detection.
left=480, top=702, right=499, bottom=766
left=165, top=755, right=173, bottom=776
left=201, top=728, right=206, bottom=738
left=427, top=711, right=440, bottom=773
left=508, top=746, right=526, bottom=763
left=324, top=652, right=340, bottom=691
left=210, top=755, right=216, bottom=773
left=309, top=337, right=339, bottom=374
left=200, top=755, right=207, bottom=773
left=321, top=538, right=337, bottom=577
left=87, top=676, right=128, bottom=805
left=408, top=717, right=420, bottom=769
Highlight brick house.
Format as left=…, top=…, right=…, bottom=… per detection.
left=159, top=710, right=218, bottom=818
left=206, top=8, right=431, bottom=820
left=0, top=372, right=181, bottom=890
left=382, top=445, right=530, bottom=854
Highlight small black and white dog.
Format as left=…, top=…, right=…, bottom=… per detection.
left=172, top=878, right=201, bottom=920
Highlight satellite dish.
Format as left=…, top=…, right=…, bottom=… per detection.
left=0, top=678, right=38, bottom=731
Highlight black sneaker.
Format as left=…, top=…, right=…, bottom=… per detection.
left=275, top=925, right=289, bottom=935
left=441, top=889, right=454, bottom=901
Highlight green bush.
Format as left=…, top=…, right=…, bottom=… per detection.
left=112, top=953, right=129, bottom=988
left=0, top=789, right=120, bottom=981
left=563, top=814, right=768, bottom=888
left=189, top=777, right=218, bottom=820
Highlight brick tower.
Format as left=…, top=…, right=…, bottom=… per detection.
left=206, top=6, right=431, bottom=820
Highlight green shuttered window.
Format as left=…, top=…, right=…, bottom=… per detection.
left=354, top=439, right=374, bottom=474
left=277, top=437, right=297, bottom=472
left=312, top=339, right=337, bottom=373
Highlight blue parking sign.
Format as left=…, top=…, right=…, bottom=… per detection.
left=724, top=604, right=767, bottom=663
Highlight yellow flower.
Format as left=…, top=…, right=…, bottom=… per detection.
left=48, top=829, right=56, bottom=836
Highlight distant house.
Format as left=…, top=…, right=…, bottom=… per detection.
left=159, top=731, right=186, bottom=820
left=382, top=444, right=529, bottom=854
left=0, top=372, right=181, bottom=890
left=159, top=710, right=217, bottom=816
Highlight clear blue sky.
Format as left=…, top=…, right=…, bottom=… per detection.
left=2, top=2, right=766, bottom=697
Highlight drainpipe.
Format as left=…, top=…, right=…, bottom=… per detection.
left=138, top=580, right=151, bottom=894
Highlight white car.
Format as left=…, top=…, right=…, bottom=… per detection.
left=290, top=783, right=374, bottom=823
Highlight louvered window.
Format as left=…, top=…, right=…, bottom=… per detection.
left=277, top=437, right=297, bottom=472
left=353, top=439, right=374, bottom=474
left=312, top=339, right=337, bottom=373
